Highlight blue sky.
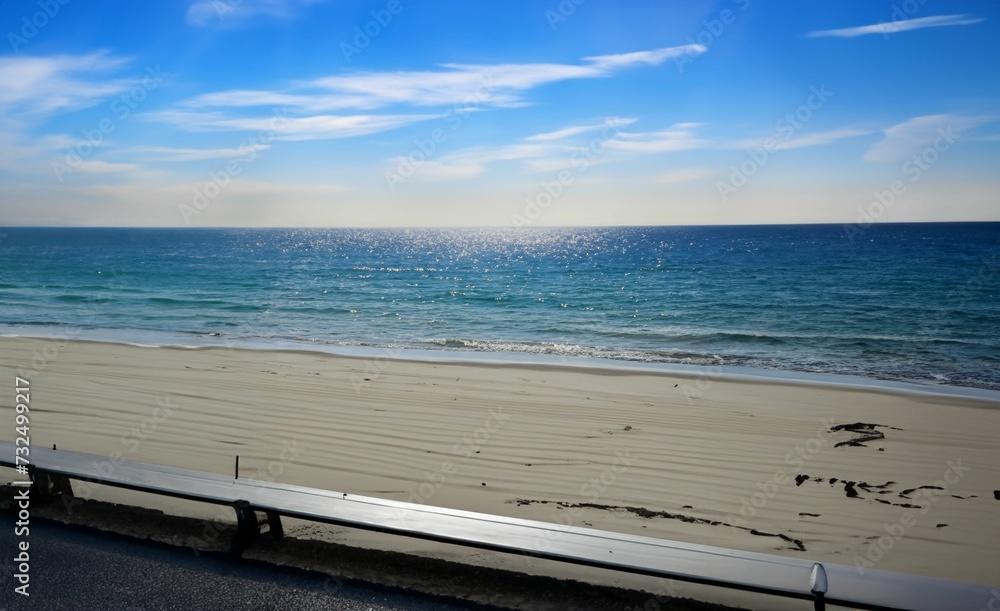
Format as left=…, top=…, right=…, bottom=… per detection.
left=1, top=0, right=997, bottom=227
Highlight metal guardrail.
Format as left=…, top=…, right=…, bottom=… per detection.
left=1, top=442, right=995, bottom=611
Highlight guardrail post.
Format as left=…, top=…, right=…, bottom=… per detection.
left=810, top=562, right=828, bottom=611
left=29, top=469, right=74, bottom=501
left=230, top=499, right=259, bottom=555
left=265, top=511, right=284, bottom=540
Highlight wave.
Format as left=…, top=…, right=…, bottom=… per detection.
left=419, top=337, right=728, bottom=366
left=3, top=323, right=998, bottom=390
left=54, top=294, right=111, bottom=304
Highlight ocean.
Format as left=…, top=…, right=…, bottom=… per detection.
left=0, top=223, right=997, bottom=390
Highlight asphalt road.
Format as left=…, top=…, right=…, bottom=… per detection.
left=0, top=516, right=493, bottom=611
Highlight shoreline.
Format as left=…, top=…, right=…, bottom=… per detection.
left=2, top=335, right=998, bottom=607
left=6, top=330, right=1000, bottom=403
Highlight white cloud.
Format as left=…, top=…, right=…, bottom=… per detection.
left=145, top=109, right=439, bottom=140
left=0, top=131, right=66, bottom=167
left=416, top=119, right=641, bottom=177
left=728, top=127, right=873, bottom=153
left=807, top=14, right=985, bottom=38
left=526, top=118, right=637, bottom=142
left=184, top=89, right=370, bottom=112
left=863, top=114, right=992, bottom=162
left=130, top=144, right=272, bottom=162
left=315, top=46, right=702, bottom=109
left=525, top=125, right=607, bottom=142
left=388, top=120, right=710, bottom=183
left=390, top=142, right=564, bottom=182
left=606, top=123, right=707, bottom=154
left=0, top=130, right=140, bottom=176
left=408, top=120, right=879, bottom=184
left=180, top=45, right=704, bottom=114
left=773, top=128, right=872, bottom=150
left=0, top=52, right=130, bottom=117
left=275, top=114, right=441, bottom=140
left=156, top=46, right=697, bottom=142
left=583, top=45, right=706, bottom=69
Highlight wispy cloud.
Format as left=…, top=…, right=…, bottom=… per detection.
left=0, top=131, right=67, bottom=173
left=181, top=44, right=704, bottom=112
left=773, top=128, right=872, bottom=150
left=429, top=120, right=875, bottom=183
left=606, top=122, right=707, bottom=154
left=583, top=47, right=703, bottom=69
left=864, top=114, right=992, bottom=162
left=157, top=46, right=702, bottom=141
left=806, top=14, right=985, bottom=38
left=318, top=45, right=703, bottom=109
left=526, top=118, right=637, bottom=142
left=129, top=144, right=272, bottom=162
left=182, top=90, right=369, bottom=112
left=390, top=119, right=707, bottom=182
left=0, top=52, right=130, bottom=117
left=186, top=0, right=330, bottom=27
left=388, top=142, right=563, bottom=182
left=147, top=109, right=439, bottom=140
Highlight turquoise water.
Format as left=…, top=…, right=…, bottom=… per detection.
left=0, top=224, right=997, bottom=389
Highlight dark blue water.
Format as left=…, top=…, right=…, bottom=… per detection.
left=0, top=224, right=997, bottom=389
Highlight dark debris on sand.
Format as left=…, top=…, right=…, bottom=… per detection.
left=509, top=499, right=807, bottom=552
left=830, top=422, right=901, bottom=448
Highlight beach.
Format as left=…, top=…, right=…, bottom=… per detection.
left=2, top=335, right=998, bottom=603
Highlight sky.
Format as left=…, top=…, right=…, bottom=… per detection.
left=0, top=0, right=998, bottom=227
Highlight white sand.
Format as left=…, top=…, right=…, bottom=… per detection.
left=3, top=337, right=998, bottom=601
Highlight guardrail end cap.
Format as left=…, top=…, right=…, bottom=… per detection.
left=810, top=562, right=828, bottom=595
